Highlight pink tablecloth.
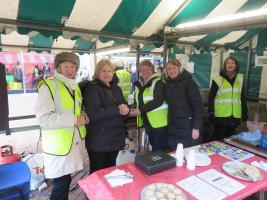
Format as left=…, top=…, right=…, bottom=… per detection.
left=78, top=153, right=267, bottom=200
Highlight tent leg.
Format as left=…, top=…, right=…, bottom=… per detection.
left=245, top=39, right=253, bottom=96
left=163, top=31, right=168, bottom=67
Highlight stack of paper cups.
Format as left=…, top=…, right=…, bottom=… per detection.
left=176, top=143, right=184, bottom=167
left=186, top=149, right=196, bottom=170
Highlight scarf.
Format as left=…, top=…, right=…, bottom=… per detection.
left=54, top=70, right=76, bottom=90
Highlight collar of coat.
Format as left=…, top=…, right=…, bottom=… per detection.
left=93, top=79, right=117, bottom=89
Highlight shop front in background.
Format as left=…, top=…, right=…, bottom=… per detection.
left=2, top=52, right=55, bottom=94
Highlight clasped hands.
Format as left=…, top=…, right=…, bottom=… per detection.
left=129, top=108, right=141, bottom=117
left=75, top=114, right=89, bottom=127
left=119, top=104, right=129, bottom=115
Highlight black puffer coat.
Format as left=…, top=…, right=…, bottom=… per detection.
left=165, top=70, right=204, bottom=148
left=82, top=79, right=126, bottom=152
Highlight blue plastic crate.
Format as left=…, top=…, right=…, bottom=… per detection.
left=0, top=161, right=31, bottom=200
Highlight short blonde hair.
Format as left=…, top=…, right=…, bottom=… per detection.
left=139, top=60, right=154, bottom=70
left=93, top=59, right=114, bottom=80
left=166, top=59, right=181, bottom=68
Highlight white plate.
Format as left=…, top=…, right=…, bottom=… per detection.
left=140, top=183, right=187, bottom=200
left=222, top=161, right=263, bottom=181
left=185, top=153, right=211, bottom=166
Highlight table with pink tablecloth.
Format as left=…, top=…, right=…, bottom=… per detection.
left=79, top=150, right=267, bottom=200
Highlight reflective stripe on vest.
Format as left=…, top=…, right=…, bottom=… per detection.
left=135, top=77, right=168, bottom=128
left=115, top=69, right=131, bottom=101
left=214, top=74, right=243, bottom=118
left=37, top=78, right=86, bottom=156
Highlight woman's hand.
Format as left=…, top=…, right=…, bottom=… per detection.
left=75, top=115, right=87, bottom=127
left=192, top=129, right=199, bottom=140
left=130, top=108, right=141, bottom=116
left=119, top=104, right=129, bottom=115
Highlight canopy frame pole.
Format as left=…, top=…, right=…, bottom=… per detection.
left=20, top=51, right=26, bottom=94
left=0, top=44, right=93, bottom=52
left=220, top=48, right=224, bottom=70
left=245, top=39, right=253, bottom=96
left=0, top=18, right=161, bottom=44
left=163, top=30, right=168, bottom=67
left=93, top=42, right=97, bottom=67
left=136, top=43, right=140, bottom=69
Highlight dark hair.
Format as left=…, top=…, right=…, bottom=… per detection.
left=166, top=59, right=181, bottom=68
left=222, top=56, right=239, bottom=72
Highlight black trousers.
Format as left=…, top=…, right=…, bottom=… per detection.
left=147, top=127, right=167, bottom=152
left=213, top=124, right=237, bottom=141
left=87, top=149, right=119, bottom=174
left=50, top=174, right=72, bottom=200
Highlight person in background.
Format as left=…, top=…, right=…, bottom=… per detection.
left=130, top=68, right=138, bottom=94
left=42, top=62, right=51, bottom=78
left=113, top=60, right=131, bottom=102
left=131, top=60, right=168, bottom=152
left=165, top=59, right=203, bottom=149
left=13, top=61, right=23, bottom=82
left=36, top=52, right=89, bottom=200
left=156, top=67, right=163, bottom=74
left=83, top=59, right=129, bottom=173
left=208, top=56, right=248, bottom=140
left=32, top=65, right=42, bottom=88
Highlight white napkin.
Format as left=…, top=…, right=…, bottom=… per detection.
left=104, top=169, right=133, bottom=187
left=251, top=160, right=267, bottom=171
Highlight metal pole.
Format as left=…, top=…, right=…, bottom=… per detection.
left=260, top=190, right=265, bottom=200
left=136, top=44, right=140, bottom=71
left=245, top=39, right=253, bottom=96
left=163, top=30, right=168, bottom=67
left=0, top=44, right=93, bottom=53
left=93, top=42, right=97, bottom=66
left=20, top=51, right=26, bottom=94
left=220, top=48, right=224, bottom=70
left=0, top=18, right=161, bottom=44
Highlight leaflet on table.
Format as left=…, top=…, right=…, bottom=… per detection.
left=218, top=147, right=254, bottom=161
left=199, top=141, right=231, bottom=155
left=177, top=176, right=227, bottom=200
left=197, top=169, right=246, bottom=195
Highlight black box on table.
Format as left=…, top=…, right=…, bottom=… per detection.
left=135, top=151, right=176, bottom=175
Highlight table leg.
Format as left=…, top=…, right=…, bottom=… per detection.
left=259, top=190, right=265, bottom=200
left=136, top=128, right=140, bottom=153
left=129, top=129, right=133, bottom=141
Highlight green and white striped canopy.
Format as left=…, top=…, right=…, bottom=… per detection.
left=0, top=0, right=267, bottom=51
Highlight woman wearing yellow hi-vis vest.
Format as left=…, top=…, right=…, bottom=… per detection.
left=131, top=60, right=168, bottom=151
left=208, top=56, right=248, bottom=140
left=36, top=52, right=89, bottom=200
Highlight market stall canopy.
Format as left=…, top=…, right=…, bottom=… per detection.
left=166, top=0, right=267, bottom=48
left=0, top=0, right=267, bottom=51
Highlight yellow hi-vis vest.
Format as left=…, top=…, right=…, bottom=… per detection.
left=115, top=69, right=131, bottom=101
left=37, top=77, right=86, bottom=156
left=135, top=77, right=168, bottom=128
left=214, top=74, right=243, bottom=118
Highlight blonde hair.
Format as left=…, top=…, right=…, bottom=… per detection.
left=93, top=59, right=114, bottom=80
left=166, top=59, right=181, bottom=68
